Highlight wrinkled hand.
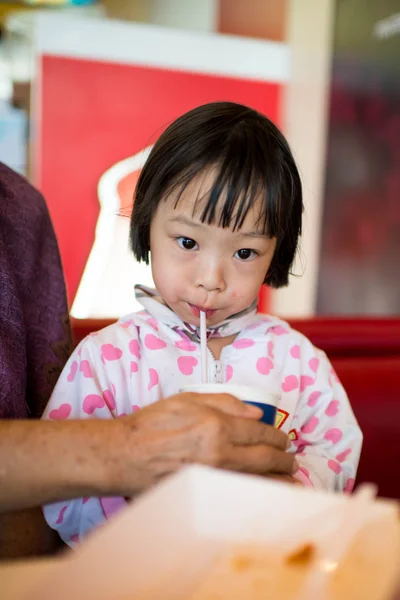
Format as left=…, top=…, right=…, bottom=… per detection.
left=108, top=392, right=297, bottom=495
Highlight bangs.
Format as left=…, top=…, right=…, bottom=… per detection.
left=165, top=140, right=284, bottom=239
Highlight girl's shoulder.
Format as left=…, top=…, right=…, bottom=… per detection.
left=245, top=313, right=301, bottom=340
left=75, top=310, right=160, bottom=353
left=244, top=313, right=323, bottom=358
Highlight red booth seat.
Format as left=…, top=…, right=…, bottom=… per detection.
left=71, top=317, right=400, bottom=499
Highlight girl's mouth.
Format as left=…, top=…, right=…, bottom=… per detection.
left=188, top=304, right=217, bottom=319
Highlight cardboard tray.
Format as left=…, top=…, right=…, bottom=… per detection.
left=4, top=466, right=400, bottom=600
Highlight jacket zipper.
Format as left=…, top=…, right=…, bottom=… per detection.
left=207, top=348, right=224, bottom=383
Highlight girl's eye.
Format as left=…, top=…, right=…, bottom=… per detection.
left=235, top=248, right=257, bottom=260
left=177, top=237, right=198, bottom=251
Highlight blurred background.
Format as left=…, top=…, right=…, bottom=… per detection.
left=0, top=0, right=399, bottom=319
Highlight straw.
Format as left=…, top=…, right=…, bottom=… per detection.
left=295, top=483, right=378, bottom=600
left=200, top=311, right=208, bottom=383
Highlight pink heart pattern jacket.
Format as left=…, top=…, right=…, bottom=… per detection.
left=42, top=287, right=362, bottom=547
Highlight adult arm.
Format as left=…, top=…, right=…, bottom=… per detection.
left=0, top=393, right=295, bottom=514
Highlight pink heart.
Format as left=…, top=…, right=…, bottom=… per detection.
left=301, top=416, right=319, bottom=434
left=336, top=448, right=352, bottom=463
left=256, top=356, right=274, bottom=375
left=226, top=364, right=233, bottom=382
left=49, top=403, right=72, bottom=420
left=145, top=334, right=167, bottom=350
left=83, top=394, right=105, bottom=415
left=132, top=404, right=140, bottom=412
left=344, top=478, right=355, bottom=494
left=82, top=497, right=89, bottom=504
left=67, top=361, right=78, bottom=382
left=146, top=317, right=159, bottom=331
left=267, top=341, right=275, bottom=358
left=148, top=368, right=159, bottom=390
left=101, top=344, right=123, bottom=361
left=271, top=325, right=288, bottom=336
left=282, top=375, right=299, bottom=392
left=120, top=319, right=134, bottom=329
left=325, top=400, right=340, bottom=417
left=324, top=428, right=343, bottom=444
left=290, top=345, right=301, bottom=359
left=175, top=339, right=197, bottom=351
left=298, top=466, right=310, bottom=478
left=130, top=361, right=139, bottom=374
left=56, top=506, right=67, bottom=525
left=178, top=356, right=198, bottom=376
left=307, top=391, right=321, bottom=407
left=129, top=339, right=141, bottom=360
left=79, top=360, right=93, bottom=378
left=300, top=375, right=314, bottom=392
left=328, top=459, right=342, bottom=475
left=69, top=533, right=79, bottom=544
left=233, top=338, right=255, bottom=350
left=103, top=389, right=116, bottom=411
left=100, top=497, right=127, bottom=519
left=309, top=358, right=319, bottom=373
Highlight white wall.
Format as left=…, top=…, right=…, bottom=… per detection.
left=272, top=0, right=335, bottom=317
left=150, top=0, right=218, bottom=32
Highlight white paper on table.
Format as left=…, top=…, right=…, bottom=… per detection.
left=23, top=466, right=400, bottom=600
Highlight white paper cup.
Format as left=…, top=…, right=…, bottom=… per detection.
left=181, top=384, right=279, bottom=426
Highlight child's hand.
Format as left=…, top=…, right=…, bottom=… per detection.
left=105, top=392, right=298, bottom=496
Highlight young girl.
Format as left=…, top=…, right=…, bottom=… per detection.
left=42, top=102, right=362, bottom=546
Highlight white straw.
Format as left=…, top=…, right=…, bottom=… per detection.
left=200, top=311, right=208, bottom=383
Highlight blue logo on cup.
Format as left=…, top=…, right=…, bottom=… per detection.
left=244, top=401, right=277, bottom=425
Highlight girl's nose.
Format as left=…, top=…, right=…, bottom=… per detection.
left=194, top=257, right=226, bottom=293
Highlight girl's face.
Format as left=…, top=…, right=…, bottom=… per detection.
left=149, top=169, right=276, bottom=326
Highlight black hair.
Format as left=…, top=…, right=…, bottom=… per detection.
left=130, top=101, right=303, bottom=287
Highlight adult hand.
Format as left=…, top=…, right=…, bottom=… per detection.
left=0, top=396, right=297, bottom=512
left=107, top=392, right=298, bottom=495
